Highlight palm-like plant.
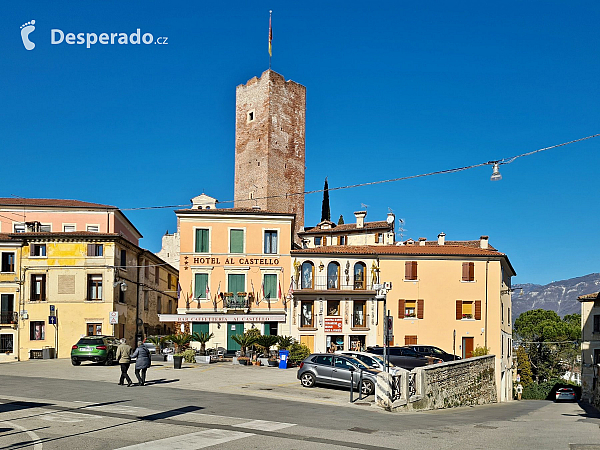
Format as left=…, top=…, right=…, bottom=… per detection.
left=231, top=333, right=257, bottom=356
left=277, top=335, right=295, bottom=350
left=146, top=335, right=167, bottom=353
left=169, top=333, right=192, bottom=354
left=191, top=331, right=214, bottom=355
left=255, top=335, right=279, bottom=357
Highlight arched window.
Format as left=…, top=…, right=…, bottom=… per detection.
left=327, top=262, right=340, bottom=289
left=354, top=262, right=366, bottom=290
left=301, top=261, right=314, bottom=289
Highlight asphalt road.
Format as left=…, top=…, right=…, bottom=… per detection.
left=0, top=360, right=599, bottom=449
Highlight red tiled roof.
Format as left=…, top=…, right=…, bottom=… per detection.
left=300, top=221, right=391, bottom=234
left=175, top=207, right=295, bottom=216
left=578, top=292, right=600, bottom=301
left=0, top=198, right=116, bottom=209
left=292, top=244, right=505, bottom=257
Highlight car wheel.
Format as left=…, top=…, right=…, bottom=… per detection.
left=361, top=379, right=375, bottom=396
left=71, top=359, right=81, bottom=366
left=300, top=372, right=315, bottom=388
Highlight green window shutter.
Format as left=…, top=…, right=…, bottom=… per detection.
left=264, top=274, right=277, bottom=299
left=230, top=229, right=244, bottom=253
left=228, top=274, right=245, bottom=295
left=194, top=273, right=208, bottom=298
left=195, top=229, right=209, bottom=253
left=192, top=323, right=209, bottom=334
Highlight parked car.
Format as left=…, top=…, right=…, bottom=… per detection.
left=402, top=345, right=461, bottom=362
left=366, top=346, right=442, bottom=369
left=142, top=342, right=157, bottom=354
left=335, top=350, right=404, bottom=374
left=297, top=353, right=380, bottom=395
left=71, top=336, right=118, bottom=366
left=555, top=387, right=577, bottom=402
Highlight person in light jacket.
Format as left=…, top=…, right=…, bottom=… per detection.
left=115, top=338, right=133, bottom=387
left=131, top=343, right=151, bottom=386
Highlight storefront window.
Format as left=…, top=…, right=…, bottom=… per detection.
left=326, top=335, right=345, bottom=352
left=353, top=300, right=366, bottom=327
left=349, top=335, right=366, bottom=351
left=301, top=301, right=314, bottom=327
left=327, top=300, right=340, bottom=316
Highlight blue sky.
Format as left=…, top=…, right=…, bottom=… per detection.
left=2, top=1, right=599, bottom=285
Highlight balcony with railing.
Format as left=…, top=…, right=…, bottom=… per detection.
left=224, top=293, right=250, bottom=309
left=297, top=275, right=372, bottom=291
left=0, top=312, right=18, bottom=325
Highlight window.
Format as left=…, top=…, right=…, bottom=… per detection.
left=327, top=262, right=340, bottom=289
left=120, top=249, right=127, bottom=267
left=1, top=294, right=15, bottom=324
left=30, top=244, right=46, bottom=257
left=230, top=229, right=244, bottom=253
left=195, top=229, right=209, bottom=253
left=157, top=296, right=162, bottom=314
left=1, top=252, right=15, bottom=272
left=87, top=225, right=99, bottom=232
left=87, top=244, right=103, bottom=257
left=314, top=237, right=322, bottom=246
left=300, top=301, right=314, bottom=327
left=194, top=273, right=208, bottom=299
left=398, top=299, right=424, bottom=319
left=462, top=262, right=474, bottom=281
left=168, top=299, right=173, bottom=314
left=154, top=267, right=160, bottom=285
left=0, top=334, right=13, bottom=352
left=405, top=335, right=418, bottom=345
left=167, top=273, right=172, bottom=290
left=456, top=300, right=481, bottom=320
left=264, top=230, right=278, bottom=254
left=263, top=274, right=277, bottom=300
left=338, top=236, right=347, bottom=245
left=30, top=274, right=46, bottom=301
left=119, top=288, right=125, bottom=304
left=405, top=261, right=417, bottom=280
left=39, top=224, right=51, bottom=232
left=301, top=261, right=314, bottom=289
left=144, top=291, right=149, bottom=310
left=594, top=315, right=600, bottom=333
left=334, top=357, right=355, bottom=370
left=353, top=262, right=366, bottom=289
left=87, top=275, right=102, bottom=300
left=63, top=225, right=76, bottom=232
left=313, top=355, right=333, bottom=366
left=353, top=300, right=366, bottom=327
left=501, top=301, right=504, bottom=324
left=327, top=300, right=340, bottom=316
left=374, top=233, right=382, bottom=243
left=227, top=273, right=246, bottom=306
left=247, top=110, right=255, bottom=122
left=30, top=321, right=45, bottom=340
left=144, top=262, right=149, bottom=279
left=13, top=223, right=25, bottom=233
left=87, top=323, right=102, bottom=336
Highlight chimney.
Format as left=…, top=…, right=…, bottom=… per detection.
left=480, top=235, right=489, bottom=249
left=419, top=237, right=426, bottom=246
left=354, top=211, right=367, bottom=229
left=437, top=232, right=445, bottom=246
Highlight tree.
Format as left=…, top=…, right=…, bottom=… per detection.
left=338, top=214, right=344, bottom=225
left=513, top=309, right=581, bottom=382
left=231, top=333, right=257, bottom=356
left=191, top=331, right=214, bottom=355
left=516, top=345, right=533, bottom=386
left=168, top=333, right=192, bottom=354
left=321, top=177, right=330, bottom=222
left=255, top=335, right=279, bottom=356
left=146, top=335, right=167, bottom=353
left=277, top=335, right=294, bottom=350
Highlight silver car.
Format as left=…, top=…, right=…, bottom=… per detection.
left=297, top=353, right=379, bottom=395
left=336, top=350, right=404, bottom=374
left=555, top=387, right=577, bottom=402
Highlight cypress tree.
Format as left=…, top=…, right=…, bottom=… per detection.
left=321, top=177, right=330, bottom=222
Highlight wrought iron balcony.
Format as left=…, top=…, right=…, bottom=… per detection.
left=0, top=312, right=18, bottom=324
left=297, top=275, right=371, bottom=291
left=224, top=295, right=249, bottom=309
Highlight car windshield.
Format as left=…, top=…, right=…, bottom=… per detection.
left=347, top=353, right=379, bottom=367
left=77, top=338, right=103, bottom=346
left=345, top=357, right=370, bottom=369
left=430, top=348, right=444, bottom=355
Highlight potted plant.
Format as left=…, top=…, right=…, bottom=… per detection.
left=231, top=332, right=257, bottom=364
left=255, top=335, right=279, bottom=366
left=192, top=331, right=214, bottom=363
left=237, top=356, right=250, bottom=365
left=169, top=333, right=192, bottom=369
left=146, top=335, right=167, bottom=362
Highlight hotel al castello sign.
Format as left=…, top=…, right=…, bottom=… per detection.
left=183, top=255, right=281, bottom=269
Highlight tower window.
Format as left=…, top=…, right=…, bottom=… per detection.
left=247, top=110, right=255, bottom=122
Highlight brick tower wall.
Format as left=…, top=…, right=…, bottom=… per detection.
left=234, top=70, right=306, bottom=239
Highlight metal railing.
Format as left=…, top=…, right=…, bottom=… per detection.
left=298, top=275, right=371, bottom=291
left=224, top=297, right=249, bottom=309
left=0, top=312, right=18, bottom=324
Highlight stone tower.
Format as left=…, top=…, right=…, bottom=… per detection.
left=234, top=70, right=306, bottom=239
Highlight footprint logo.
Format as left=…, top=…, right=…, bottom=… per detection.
left=20, top=20, right=36, bottom=50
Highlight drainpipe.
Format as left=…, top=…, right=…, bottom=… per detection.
left=135, top=252, right=141, bottom=349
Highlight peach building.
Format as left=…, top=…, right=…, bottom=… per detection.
left=159, top=194, right=294, bottom=353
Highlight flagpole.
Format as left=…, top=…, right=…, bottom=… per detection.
left=268, top=10, right=272, bottom=70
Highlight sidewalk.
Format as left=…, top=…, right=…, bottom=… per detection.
left=0, top=358, right=376, bottom=410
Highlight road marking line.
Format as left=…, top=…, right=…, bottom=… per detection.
left=39, top=411, right=103, bottom=423
left=0, top=420, right=43, bottom=450
left=114, top=429, right=253, bottom=449
left=235, top=419, right=295, bottom=431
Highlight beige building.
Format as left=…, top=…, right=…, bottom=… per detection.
left=0, top=234, right=23, bottom=362
left=159, top=194, right=295, bottom=353
left=578, top=292, right=600, bottom=404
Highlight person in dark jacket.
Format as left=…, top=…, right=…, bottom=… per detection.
left=115, top=338, right=133, bottom=387
left=131, top=343, right=151, bottom=386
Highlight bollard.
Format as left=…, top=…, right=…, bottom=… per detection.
left=349, top=367, right=355, bottom=403
left=358, top=369, right=364, bottom=400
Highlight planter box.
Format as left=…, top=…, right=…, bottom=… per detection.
left=195, top=356, right=211, bottom=364
left=173, top=355, right=183, bottom=369
left=258, top=358, right=270, bottom=366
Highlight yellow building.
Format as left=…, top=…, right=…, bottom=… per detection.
left=578, top=292, right=600, bottom=404
left=3, top=231, right=177, bottom=361
left=0, top=234, right=23, bottom=362
left=159, top=194, right=294, bottom=353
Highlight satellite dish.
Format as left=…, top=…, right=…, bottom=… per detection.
left=386, top=215, right=395, bottom=224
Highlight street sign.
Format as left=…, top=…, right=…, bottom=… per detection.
left=49, top=315, right=57, bottom=325
left=109, top=311, right=118, bottom=325
left=49, top=305, right=55, bottom=316
left=385, top=315, right=393, bottom=340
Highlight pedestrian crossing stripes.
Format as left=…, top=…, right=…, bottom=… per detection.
left=115, top=429, right=254, bottom=449
left=235, top=419, right=295, bottom=431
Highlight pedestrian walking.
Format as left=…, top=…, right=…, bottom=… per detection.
left=131, top=343, right=151, bottom=386
left=115, top=338, right=133, bottom=387
left=516, top=383, right=523, bottom=400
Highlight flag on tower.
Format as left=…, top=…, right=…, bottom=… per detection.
left=268, top=11, right=273, bottom=57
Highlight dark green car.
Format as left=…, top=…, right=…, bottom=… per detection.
left=71, top=336, right=118, bottom=366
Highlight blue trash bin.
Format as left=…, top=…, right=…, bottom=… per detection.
left=278, top=350, right=289, bottom=369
